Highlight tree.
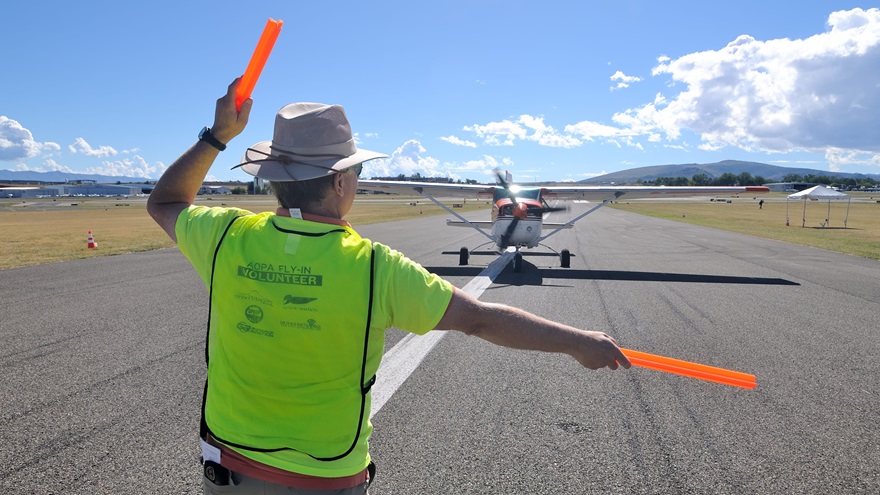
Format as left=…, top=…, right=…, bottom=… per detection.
left=714, top=173, right=738, bottom=186
left=691, top=173, right=710, bottom=186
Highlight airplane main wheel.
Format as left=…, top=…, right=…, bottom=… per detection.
left=459, top=247, right=469, bottom=266
left=513, top=253, right=523, bottom=273
left=561, top=249, right=571, bottom=268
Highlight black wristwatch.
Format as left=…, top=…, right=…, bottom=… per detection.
left=198, top=126, right=227, bottom=151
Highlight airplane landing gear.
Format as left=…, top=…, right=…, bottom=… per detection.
left=459, top=247, right=469, bottom=266
left=512, top=252, right=523, bottom=273
left=560, top=249, right=571, bottom=268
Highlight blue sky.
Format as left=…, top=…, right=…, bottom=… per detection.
left=2, top=1, right=878, bottom=182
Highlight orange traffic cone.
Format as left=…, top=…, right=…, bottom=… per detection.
left=87, top=230, right=98, bottom=249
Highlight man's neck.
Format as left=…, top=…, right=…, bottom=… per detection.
left=275, top=207, right=351, bottom=227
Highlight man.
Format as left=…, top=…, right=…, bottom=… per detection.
left=147, top=78, right=629, bottom=494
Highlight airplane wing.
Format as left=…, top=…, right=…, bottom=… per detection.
left=359, top=180, right=769, bottom=201
left=358, top=180, right=494, bottom=199
left=541, top=185, right=769, bottom=201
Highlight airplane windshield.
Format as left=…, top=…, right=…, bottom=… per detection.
left=494, top=187, right=541, bottom=202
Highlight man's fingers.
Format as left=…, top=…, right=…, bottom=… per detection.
left=614, top=347, right=632, bottom=369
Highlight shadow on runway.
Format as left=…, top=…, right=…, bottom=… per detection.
left=424, top=263, right=800, bottom=288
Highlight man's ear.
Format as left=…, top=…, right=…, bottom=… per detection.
left=333, top=173, right=345, bottom=197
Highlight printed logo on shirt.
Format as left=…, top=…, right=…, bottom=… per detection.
left=284, top=295, right=318, bottom=305
left=280, top=319, right=321, bottom=331
left=283, top=295, right=318, bottom=312
left=245, top=305, right=264, bottom=323
left=237, top=322, right=274, bottom=337
left=235, top=290, right=273, bottom=307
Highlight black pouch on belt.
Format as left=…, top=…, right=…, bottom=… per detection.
left=203, top=460, right=230, bottom=486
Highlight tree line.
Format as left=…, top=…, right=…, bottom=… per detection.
left=639, top=172, right=879, bottom=189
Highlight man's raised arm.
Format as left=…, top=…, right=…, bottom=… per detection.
left=147, top=78, right=252, bottom=242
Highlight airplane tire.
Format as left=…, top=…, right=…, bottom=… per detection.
left=513, top=253, right=523, bottom=273
left=561, top=249, right=571, bottom=268
left=459, top=247, right=469, bottom=266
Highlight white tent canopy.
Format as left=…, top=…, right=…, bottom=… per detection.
left=786, top=185, right=851, bottom=228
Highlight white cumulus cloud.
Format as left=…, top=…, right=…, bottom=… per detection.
left=620, top=7, right=880, bottom=167
left=439, top=135, right=477, bottom=147
left=84, top=155, right=166, bottom=178
left=363, top=140, right=455, bottom=179
left=464, top=115, right=581, bottom=148
left=69, top=137, right=118, bottom=158
left=0, top=116, right=60, bottom=161
left=610, top=70, right=643, bottom=91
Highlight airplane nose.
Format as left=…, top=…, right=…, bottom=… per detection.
left=514, top=203, right=528, bottom=219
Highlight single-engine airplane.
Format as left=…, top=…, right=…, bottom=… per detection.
left=358, top=172, right=769, bottom=272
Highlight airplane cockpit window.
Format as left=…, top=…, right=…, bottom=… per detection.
left=493, top=187, right=541, bottom=202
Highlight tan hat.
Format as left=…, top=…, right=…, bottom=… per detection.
left=233, top=103, right=387, bottom=181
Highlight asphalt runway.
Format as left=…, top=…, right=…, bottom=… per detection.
left=1, top=204, right=878, bottom=494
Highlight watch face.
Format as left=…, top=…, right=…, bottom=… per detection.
left=199, top=127, right=209, bottom=139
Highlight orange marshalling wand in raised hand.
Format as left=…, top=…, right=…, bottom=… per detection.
left=235, top=18, right=284, bottom=111
left=620, top=348, right=757, bottom=389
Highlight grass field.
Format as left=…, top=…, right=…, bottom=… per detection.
left=0, top=195, right=490, bottom=270
left=610, top=192, right=880, bottom=260
left=2, top=191, right=878, bottom=270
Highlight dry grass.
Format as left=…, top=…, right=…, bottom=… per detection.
left=4, top=191, right=877, bottom=270
left=610, top=192, right=880, bottom=260
left=0, top=195, right=490, bottom=270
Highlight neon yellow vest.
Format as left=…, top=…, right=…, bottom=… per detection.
left=202, top=214, right=382, bottom=462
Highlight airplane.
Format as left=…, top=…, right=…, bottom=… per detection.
left=358, top=172, right=769, bottom=272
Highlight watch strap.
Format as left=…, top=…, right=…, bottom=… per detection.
left=199, top=127, right=227, bottom=152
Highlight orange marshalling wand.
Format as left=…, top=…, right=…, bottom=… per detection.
left=235, top=18, right=284, bottom=111
left=620, top=348, right=757, bottom=389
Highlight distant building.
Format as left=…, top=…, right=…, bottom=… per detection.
left=1, top=184, right=141, bottom=197
left=198, top=185, right=232, bottom=195
left=1, top=187, right=57, bottom=198
left=764, top=182, right=817, bottom=193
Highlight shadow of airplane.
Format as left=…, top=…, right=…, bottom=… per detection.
left=423, top=262, right=799, bottom=288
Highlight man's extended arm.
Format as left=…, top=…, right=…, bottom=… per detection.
left=435, top=288, right=631, bottom=371
left=147, top=79, right=252, bottom=242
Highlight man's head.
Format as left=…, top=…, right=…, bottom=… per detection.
left=270, top=162, right=362, bottom=210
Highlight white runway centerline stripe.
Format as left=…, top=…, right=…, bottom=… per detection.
left=370, top=249, right=515, bottom=418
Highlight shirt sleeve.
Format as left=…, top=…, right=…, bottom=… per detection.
left=372, top=242, right=454, bottom=335
left=175, top=205, right=253, bottom=286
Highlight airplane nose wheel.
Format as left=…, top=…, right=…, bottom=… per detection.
left=459, top=247, right=469, bottom=266
left=560, top=249, right=571, bottom=268
left=512, top=253, right=523, bottom=273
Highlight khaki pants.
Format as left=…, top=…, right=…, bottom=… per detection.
left=202, top=471, right=369, bottom=495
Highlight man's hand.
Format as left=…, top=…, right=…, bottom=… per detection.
left=569, top=331, right=631, bottom=370
left=211, top=78, right=252, bottom=144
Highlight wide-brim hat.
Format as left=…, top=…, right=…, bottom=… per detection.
left=233, top=102, right=387, bottom=181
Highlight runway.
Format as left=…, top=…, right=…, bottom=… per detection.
left=1, top=204, right=878, bottom=494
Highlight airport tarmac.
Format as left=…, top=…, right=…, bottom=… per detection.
left=1, top=205, right=878, bottom=494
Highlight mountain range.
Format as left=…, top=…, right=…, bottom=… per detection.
left=579, top=160, right=880, bottom=184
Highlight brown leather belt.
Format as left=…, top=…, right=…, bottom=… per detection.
left=206, top=435, right=369, bottom=490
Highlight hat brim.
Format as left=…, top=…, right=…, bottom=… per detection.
left=235, top=140, right=388, bottom=181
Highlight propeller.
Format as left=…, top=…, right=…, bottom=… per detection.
left=494, top=170, right=568, bottom=250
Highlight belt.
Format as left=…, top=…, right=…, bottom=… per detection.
left=205, top=435, right=369, bottom=490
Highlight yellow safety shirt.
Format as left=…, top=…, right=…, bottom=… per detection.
left=176, top=205, right=454, bottom=478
